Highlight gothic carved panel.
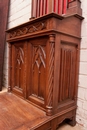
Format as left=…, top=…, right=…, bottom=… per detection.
left=12, top=44, right=25, bottom=95
left=15, top=47, right=24, bottom=89
left=58, top=43, right=77, bottom=103
left=31, top=45, right=46, bottom=101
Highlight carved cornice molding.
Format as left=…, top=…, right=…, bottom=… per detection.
left=7, top=21, right=47, bottom=39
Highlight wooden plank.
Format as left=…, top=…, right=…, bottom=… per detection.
left=0, top=0, right=10, bottom=91
left=0, top=92, right=49, bottom=130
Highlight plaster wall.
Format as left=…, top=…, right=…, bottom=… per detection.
left=3, top=0, right=31, bottom=87
left=76, top=0, right=87, bottom=129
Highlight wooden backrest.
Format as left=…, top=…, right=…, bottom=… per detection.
left=31, top=0, right=73, bottom=18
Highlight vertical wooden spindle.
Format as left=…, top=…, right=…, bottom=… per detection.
left=46, top=34, right=55, bottom=116
left=36, top=0, right=40, bottom=17
left=46, top=0, right=48, bottom=14
left=32, top=0, right=37, bottom=18
left=58, top=0, right=63, bottom=15
left=40, top=0, right=43, bottom=16
left=43, top=0, right=46, bottom=15
left=62, top=0, right=67, bottom=14
left=8, top=43, right=12, bottom=92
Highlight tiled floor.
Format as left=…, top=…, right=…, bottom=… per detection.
left=0, top=87, right=82, bottom=130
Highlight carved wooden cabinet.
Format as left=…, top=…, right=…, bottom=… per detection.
left=6, top=1, right=83, bottom=129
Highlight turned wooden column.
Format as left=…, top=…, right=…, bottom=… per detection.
left=46, top=34, right=55, bottom=116
left=30, top=0, right=37, bottom=19
left=8, top=43, right=12, bottom=92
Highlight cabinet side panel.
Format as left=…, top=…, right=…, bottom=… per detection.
left=58, top=42, right=77, bottom=103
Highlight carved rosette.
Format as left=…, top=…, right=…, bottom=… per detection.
left=46, top=34, right=55, bottom=116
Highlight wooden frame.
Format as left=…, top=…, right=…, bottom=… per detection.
left=0, top=0, right=10, bottom=91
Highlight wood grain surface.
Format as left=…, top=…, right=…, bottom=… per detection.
left=0, top=0, right=10, bottom=91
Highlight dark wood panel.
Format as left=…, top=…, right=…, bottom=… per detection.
left=58, top=43, right=77, bottom=103
left=27, top=37, right=48, bottom=108
left=11, top=41, right=27, bottom=98
left=32, top=45, right=46, bottom=100
left=0, top=0, right=10, bottom=91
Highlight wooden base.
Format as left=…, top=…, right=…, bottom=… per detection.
left=0, top=92, right=76, bottom=130
left=67, top=116, right=76, bottom=126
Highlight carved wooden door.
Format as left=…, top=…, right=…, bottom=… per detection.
left=27, top=37, right=48, bottom=108
left=11, top=41, right=27, bottom=97
left=58, top=42, right=77, bottom=106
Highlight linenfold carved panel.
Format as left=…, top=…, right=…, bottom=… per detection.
left=58, top=43, right=77, bottom=103
left=32, top=45, right=46, bottom=100
left=8, top=21, right=46, bottom=39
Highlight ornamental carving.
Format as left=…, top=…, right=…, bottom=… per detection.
left=33, top=45, right=46, bottom=69
left=32, top=45, right=46, bottom=100
left=16, top=47, right=24, bottom=65
left=46, top=35, right=55, bottom=116
left=15, top=47, right=24, bottom=88
left=8, top=21, right=46, bottom=39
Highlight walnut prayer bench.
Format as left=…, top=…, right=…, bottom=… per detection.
left=6, top=12, right=83, bottom=130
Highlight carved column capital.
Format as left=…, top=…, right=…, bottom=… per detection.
left=49, top=34, right=55, bottom=43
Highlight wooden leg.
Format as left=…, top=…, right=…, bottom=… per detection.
left=51, top=118, right=57, bottom=130
left=67, top=116, right=76, bottom=126
left=8, top=86, right=11, bottom=92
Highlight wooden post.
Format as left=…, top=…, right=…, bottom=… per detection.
left=46, top=34, right=55, bottom=116
left=8, top=43, right=12, bottom=92
left=30, top=0, right=37, bottom=20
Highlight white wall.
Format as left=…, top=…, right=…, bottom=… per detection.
left=3, top=0, right=31, bottom=87
left=76, top=0, right=87, bottom=129
left=8, top=0, right=31, bottom=29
